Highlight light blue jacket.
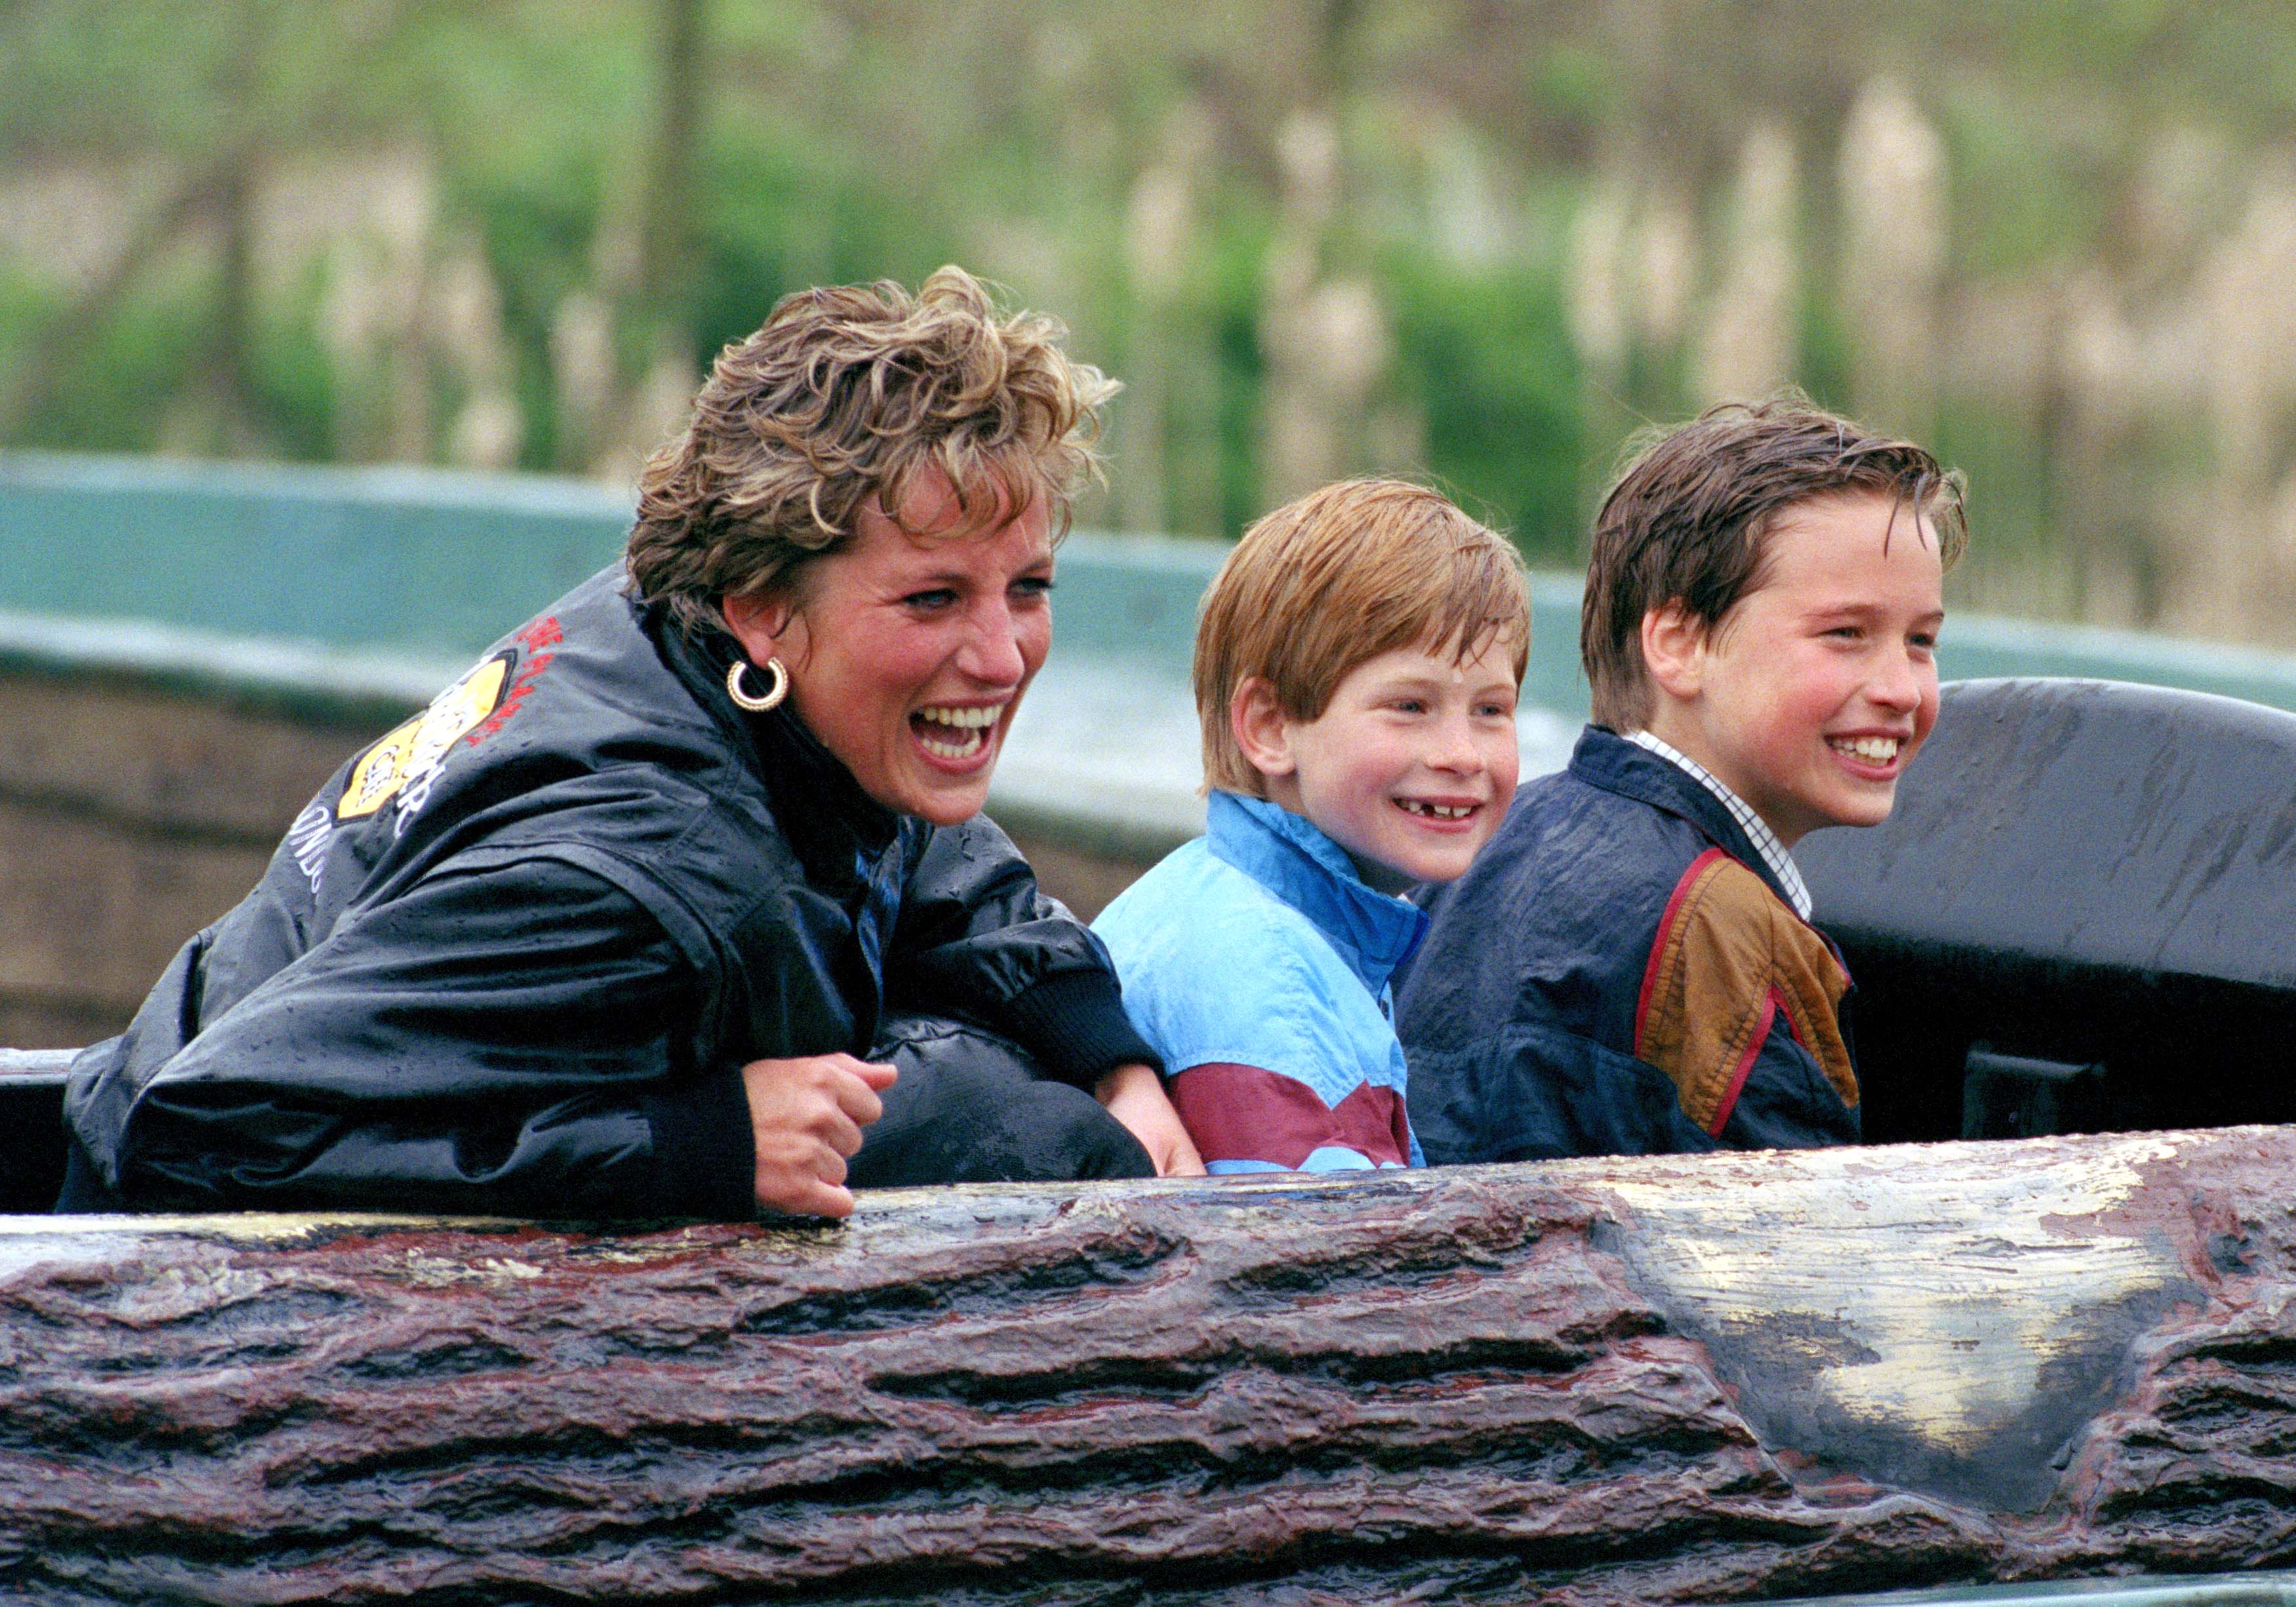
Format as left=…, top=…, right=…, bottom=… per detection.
left=1091, top=790, right=1428, bottom=1174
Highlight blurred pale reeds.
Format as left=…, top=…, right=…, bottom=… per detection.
left=8, top=4, right=2296, bottom=648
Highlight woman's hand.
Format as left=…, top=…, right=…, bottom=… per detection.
left=740, top=1054, right=899, bottom=1217
left=1094, top=1062, right=1207, bottom=1177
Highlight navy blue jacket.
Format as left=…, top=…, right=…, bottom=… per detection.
left=1398, top=727, right=1861, bottom=1163
left=62, top=565, right=1154, bottom=1217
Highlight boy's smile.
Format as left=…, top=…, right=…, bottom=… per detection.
left=1642, top=490, right=1945, bottom=849
left=1245, top=636, right=1523, bottom=892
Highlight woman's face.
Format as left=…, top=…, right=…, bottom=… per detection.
left=724, top=471, right=1053, bottom=825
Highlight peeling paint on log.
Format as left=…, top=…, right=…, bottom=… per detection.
left=7, top=1128, right=2296, bottom=1604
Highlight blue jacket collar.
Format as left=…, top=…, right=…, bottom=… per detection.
left=1567, top=726, right=1799, bottom=910
left=1205, top=790, right=1428, bottom=994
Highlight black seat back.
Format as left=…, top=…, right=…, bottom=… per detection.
left=1796, top=678, right=2296, bottom=1144
left=0, top=1049, right=71, bottom=1213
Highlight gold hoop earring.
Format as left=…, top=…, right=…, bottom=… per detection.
left=726, top=657, right=788, bottom=712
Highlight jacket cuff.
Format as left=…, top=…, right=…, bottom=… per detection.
left=640, top=1065, right=756, bottom=1220
left=1000, top=968, right=1163, bottom=1089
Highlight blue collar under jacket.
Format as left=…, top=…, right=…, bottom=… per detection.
left=1204, top=791, right=1428, bottom=997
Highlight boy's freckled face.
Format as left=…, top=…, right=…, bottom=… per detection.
left=1656, top=490, right=1946, bottom=847
left=1266, top=637, right=1523, bottom=891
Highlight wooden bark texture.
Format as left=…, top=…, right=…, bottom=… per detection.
left=6, top=1126, right=2296, bottom=1605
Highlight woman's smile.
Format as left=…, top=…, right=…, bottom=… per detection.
left=912, top=701, right=1010, bottom=764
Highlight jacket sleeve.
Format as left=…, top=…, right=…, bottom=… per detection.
left=67, top=855, right=757, bottom=1219
left=884, top=816, right=1159, bottom=1088
left=1631, top=851, right=1861, bottom=1151
left=1711, top=1009, right=1863, bottom=1149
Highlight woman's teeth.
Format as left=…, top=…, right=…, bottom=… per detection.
left=1398, top=800, right=1476, bottom=819
left=1831, top=735, right=1901, bottom=764
left=915, top=703, right=1004, bottom=759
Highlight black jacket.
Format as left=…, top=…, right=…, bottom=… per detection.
left=61, top=566, right=1157, bottom=1217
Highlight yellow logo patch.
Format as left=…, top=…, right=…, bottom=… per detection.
left=337, top=653, right=513, bottom=821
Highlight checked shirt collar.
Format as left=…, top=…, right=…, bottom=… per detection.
left=1625, top=729, right=1813, bottom=921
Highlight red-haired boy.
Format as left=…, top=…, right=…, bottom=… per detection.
left=1094, top=480, right=1531, bottom=1174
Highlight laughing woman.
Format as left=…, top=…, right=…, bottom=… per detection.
left=60, top=268, right=1203, bottom=1219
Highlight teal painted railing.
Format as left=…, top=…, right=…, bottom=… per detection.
left=10, top=448, right=2296, bottom=707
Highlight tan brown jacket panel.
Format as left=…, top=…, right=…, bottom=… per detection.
left=1631, top=849, right=1857, bottom=1136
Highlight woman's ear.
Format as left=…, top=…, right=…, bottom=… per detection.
left=723, top=591, right=803, bottom=668
left=1231, top=676, right=1298, bottom=781
left=1639, top=601, right=1707, bottom=703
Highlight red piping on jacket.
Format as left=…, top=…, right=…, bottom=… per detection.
left=1633, top=847, right=1728, bottom=1056
left=1707, top=984, right=1785, bottom=1137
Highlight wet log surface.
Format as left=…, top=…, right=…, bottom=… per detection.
left=7, top=1128, right=2296, bottom=1604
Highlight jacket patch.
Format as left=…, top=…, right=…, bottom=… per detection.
left=337, top=652, right=513, bottom=824
left=1632, top=851, right=1857, bottom=1133
left=467, top=617, right=561, bottom=748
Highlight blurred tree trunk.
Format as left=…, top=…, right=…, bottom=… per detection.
left=1258, top=0, right=1401, bottom=507
left=1120, top=105, right=1218, bottom=536
left=177, top=157, right=272, bottom=456
left=0, top=157, right=242, bottom=443
left=1838, top=76, right=1946, bottom=442
left=571, top=0, right=708, bottom=483
left=197, top=0, right=276, bottom=456
left=637, top=0, right=705, bottom=341
left=0, top=0, right=433, bottom=453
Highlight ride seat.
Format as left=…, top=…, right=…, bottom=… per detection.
left=1795, top=677, right=2296, bottom=1145
left=0, top=1049, right=71, bottom=1212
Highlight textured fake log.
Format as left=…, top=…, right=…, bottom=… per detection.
left=6, top=1126, right=2296, bottom=1605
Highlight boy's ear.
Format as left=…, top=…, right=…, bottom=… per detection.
left=1640, top=601, right=1708, bottom=703
left=1230, top=676, right=1298, bottom=781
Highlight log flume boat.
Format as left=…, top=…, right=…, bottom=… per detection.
left=3, top=678, right=2295, bottom=1606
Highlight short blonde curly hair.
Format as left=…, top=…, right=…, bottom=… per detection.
left=627, top=266, right=1118, bottom=635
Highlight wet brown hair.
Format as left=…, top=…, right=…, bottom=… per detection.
left=1195, top=479, right=1531, bottom=797
left=627, top=266, right=1118, bottom=636
left=1582, top=395, right=1968, bottom=730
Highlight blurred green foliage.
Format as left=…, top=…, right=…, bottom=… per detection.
left=3, top=0, right=2295, bottom=638
left=1386, top=259, right=1582, bottom=563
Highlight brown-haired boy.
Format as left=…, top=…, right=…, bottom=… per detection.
left=1093, top=480, right=1531, bottom=1173
left=1398, top=397, right=1966, bottom=1160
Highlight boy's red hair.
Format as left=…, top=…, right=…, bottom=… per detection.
left=1195, top=479, right=1530, bottom=797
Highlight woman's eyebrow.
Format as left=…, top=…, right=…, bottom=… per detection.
left=892, top=561, right=1054, bottom=593
left=895, top=561, right=988, bottom=585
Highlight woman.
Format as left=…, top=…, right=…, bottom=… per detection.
left=60, top=268, right=1202, bottom=1218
